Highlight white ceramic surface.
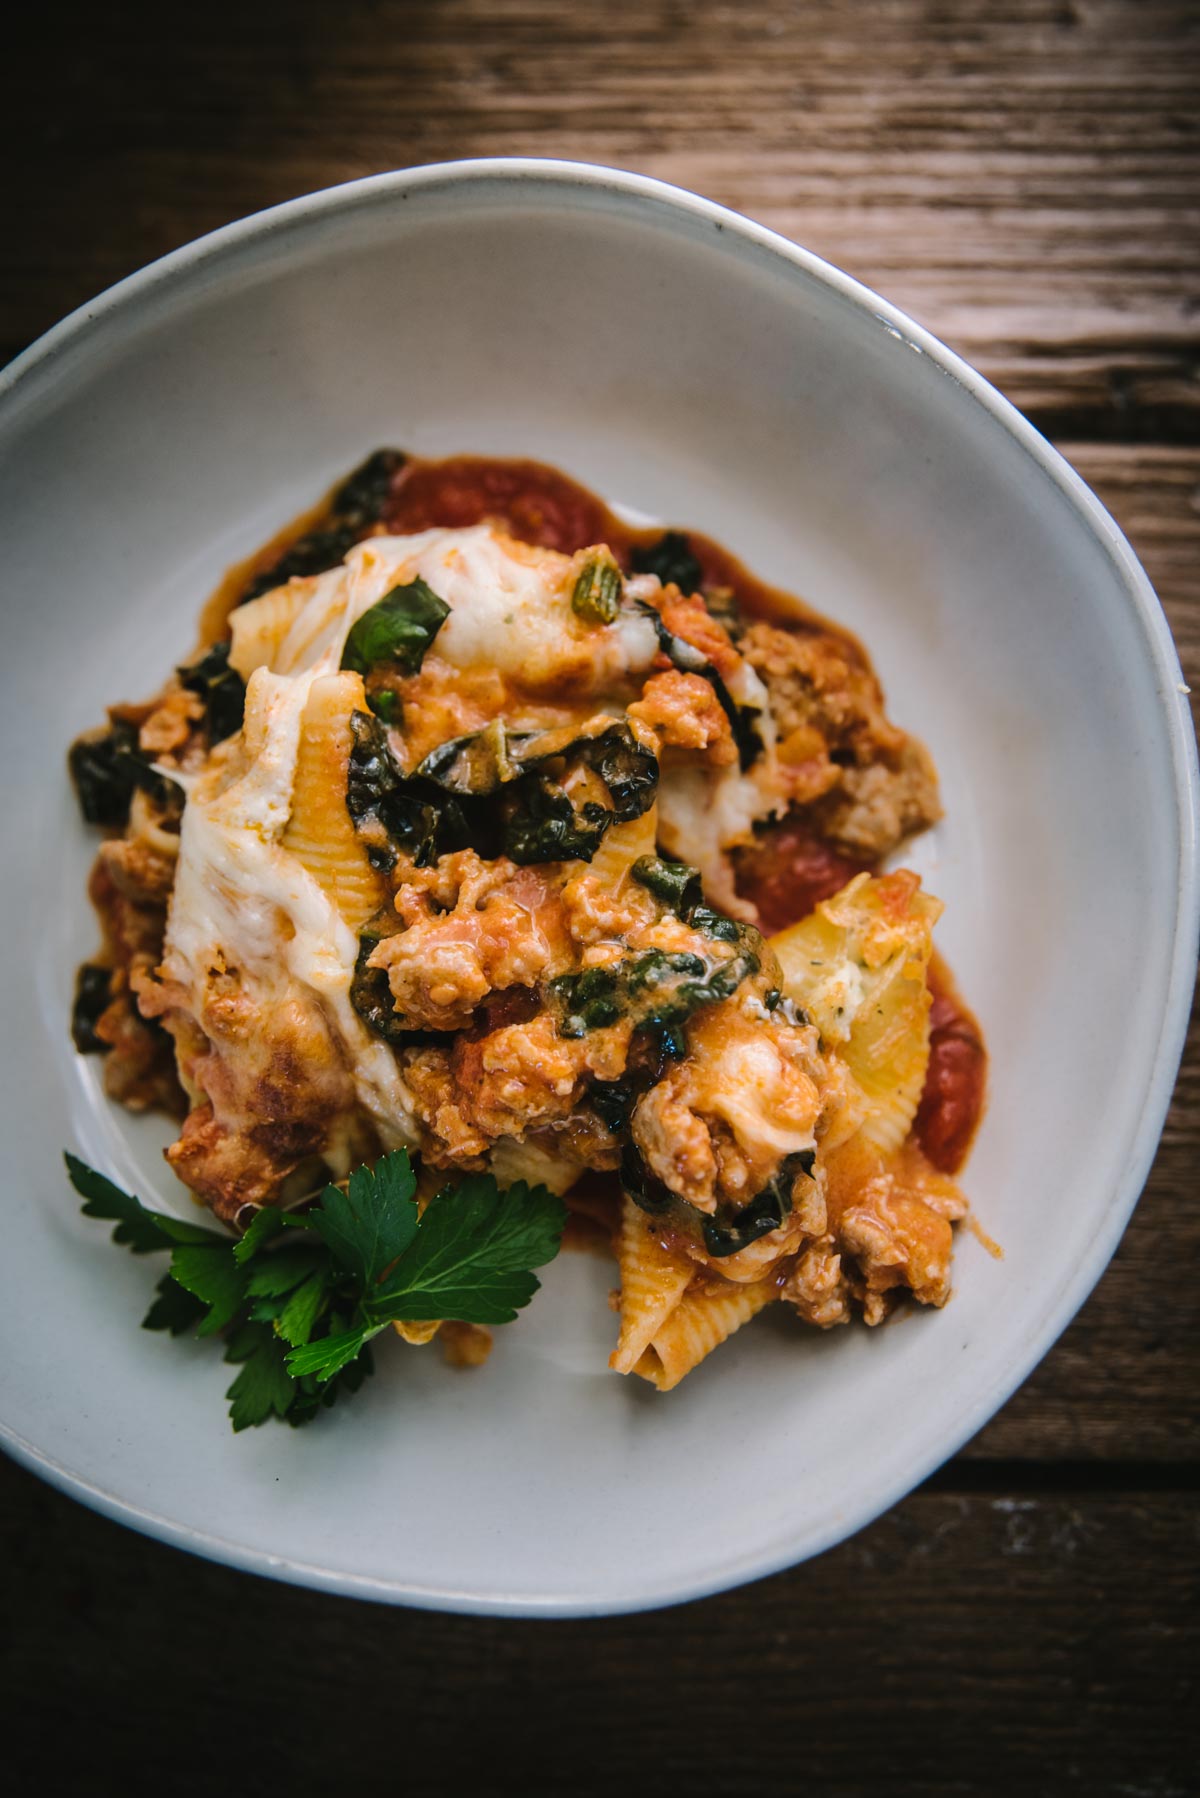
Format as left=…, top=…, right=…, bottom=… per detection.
left=0, top=161, right=1195, bottom=1615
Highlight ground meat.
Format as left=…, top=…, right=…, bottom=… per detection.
left=633, top=1078, right=721, bottom=1209
left=632, top=996, right=823, bottom=1213
left=459, top=1012, right=589, bottom=1136
left=560, top=870, right=657, bottom=948
left=402, top=1048, right=490, bottom=1162
left=781, top=1238, right=852, bottom=1328
left=370, top=850, right=571, bottom=1031
left=96, top=836, right=177, bottom=908
left=94, top=982, right=185, bottom=1116
left=87, top=856, right=167, bottom=966
left=139, top=959, right=370, bottom=1221
left=655, top=587, right=742, bottom=677
left=138, top=683, right=205, bottom=755
left=627, top=670, right=737, bottom=763
left=741, top=620, right=941, bottom=857
left=407, top=1012, right=634, bottom=1166
left=742, top=622, right=901, bottom=750
left=822, top=1138, right=964, bottom=1313
left=82, top=852, right=182, bottom=1111
left=809, top=740, right=941, bottom=858
left=837, top=1181, right=954, bottom=1308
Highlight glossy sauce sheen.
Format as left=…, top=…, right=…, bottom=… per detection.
left=919, top=955, right=988, bottom=1176
left=217, top=451, right=987, bottom=1175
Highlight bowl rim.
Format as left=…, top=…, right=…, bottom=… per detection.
left=2, top=157, right=1197, bottom=1615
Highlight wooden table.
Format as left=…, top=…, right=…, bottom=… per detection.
left=4, top=4, right=1196, bottom=1790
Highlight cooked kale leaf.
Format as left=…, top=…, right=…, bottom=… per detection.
left=620, top=1140, right=815, bottom=1256
left=587, top=1079, right=639, bottom=1136
left=346, top=710, right=484, bottom=870
left=242, top=525, right=361, bottom=601
left=630, top=531, right=704, bottom=596
left=618, top=1140, right=677, bottom=1218
left=561, top=723, right=659, bottom=826
left=340, top=577, right=450, bottom=678
left=631, top=854, right=704, bottom=915
left=421, top=720, right=657, bottom=819
left=331, top=447, right=406, bottom=528
left=178, top=640, right=245, bottom=744
left=701, top=1150, right=816, bottom=1258
left=350, top=935, right=411, bottom=1043
left=502, top=721, right=659, bottom=863
left=631, top=855, right=757, bottom=952
left=68, top=722, right=183, bottom=828
left=348, top=714, right=658, bottom=872
left=416, top=720, right=521, bottom=794
left=240, top=448, right=405, bottom=602
left=554, top=935, right=759, bottom=1041
left=505, top=782, right=612, bottom=864
left=71, top=963, right=113, bottom=1054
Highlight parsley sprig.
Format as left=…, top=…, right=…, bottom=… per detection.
left=67, top=1149, right=565, bottom=1431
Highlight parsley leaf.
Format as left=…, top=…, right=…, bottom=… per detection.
left=66, top=1151, right=222, bottom=1253
left=73, top=1145, right=566, bottom=1421
left=276, top=1269, right=330, bottom=1348
left=232, top=1206, right=287, bottom=1263
left=286, top=1325, right=376, bottom=1382
left=167, top=1244, right=249, bottom=1337
left=367, top=1176, right=566, bottom=1326
left=340, top=577, right=449, bottom=677
left=243, top=1246, right=324, bottom=1298
left=308, top=1151, right=419, bottom=1286
left=224, top=1323, right=297, bottom=1432
left=142, top=1274, right=209, bottom=1336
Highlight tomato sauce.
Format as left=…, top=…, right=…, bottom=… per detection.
left=383, top=454, right=852, bottom=649
left=732, top=816, right=874, bottom=935
left=916, top=955, right=988, bottom=1175
left=384, top=456, right=611, bottom=554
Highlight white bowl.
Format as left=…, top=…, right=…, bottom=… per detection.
left=1, top=160, right=1195, bottom=1615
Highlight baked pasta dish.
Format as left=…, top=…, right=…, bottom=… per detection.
left=70, top=452, right=986, bottom=1402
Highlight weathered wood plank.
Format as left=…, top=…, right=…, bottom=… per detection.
left=1, top=1454, right=1194, bottom=1795
left=1066, top=445, right=1200, bottom=691
left=4, top=1, right=1198, bottom=432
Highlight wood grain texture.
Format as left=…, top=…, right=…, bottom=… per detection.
left=6, top=0, right=1199, bottom=435
left=2, top=1, right=1198, bottom=1788
left=1, top=1456, right=1195, bottom=1798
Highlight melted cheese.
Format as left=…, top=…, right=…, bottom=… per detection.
left=163, top=669, right=417, bottom=1149
left=656, top=761, right=777, bottom=921
left=233, top=525, right=659, bottom=690
left=706, top=1032, right=820, bottom=1162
